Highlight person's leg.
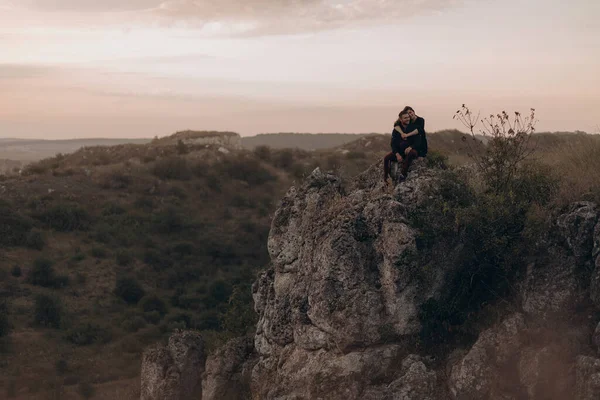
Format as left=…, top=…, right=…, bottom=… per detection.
left=401, top=149, right=419, bottom=176
left=383, top=152, right=394, bottom=181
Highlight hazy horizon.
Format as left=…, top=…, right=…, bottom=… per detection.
left=1, top=0, right=599, bottom=139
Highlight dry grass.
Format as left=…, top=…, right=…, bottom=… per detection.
left=539, top=137, right=600, bottom=205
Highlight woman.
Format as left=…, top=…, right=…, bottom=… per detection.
left=401, top=106, right=428, bottom=157
left=383, top=110, right=411, bottom=184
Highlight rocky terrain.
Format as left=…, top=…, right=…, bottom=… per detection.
left=141, top=160, right=600, bottom=399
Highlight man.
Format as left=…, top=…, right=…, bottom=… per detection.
left=397, top=106, right=427, bottom=178
left=383, top=111, right=412, bottom=184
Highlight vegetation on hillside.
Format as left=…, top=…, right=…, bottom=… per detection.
left=0, top=138, right=377, bottom=398
left=411, top=107, right=596, bottom=353
left=0, top=126, right=599, bottom=398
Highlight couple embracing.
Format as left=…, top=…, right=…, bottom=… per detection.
left=383, top=106, right=428, bottom=184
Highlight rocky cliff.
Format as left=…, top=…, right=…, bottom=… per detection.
left=141, top=160, right=600, bottom=400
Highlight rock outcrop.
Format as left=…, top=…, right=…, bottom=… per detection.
left=202, top=336, right=256, bottom=400
left=576, top=356, right=600, bottom=400
left=449, top=313, right=527, bottom=399
left=251, top=162, right=450, bottom=399
left=140, top=331, right=205, bottom=400
left=522, top=202, right=599, bottom=319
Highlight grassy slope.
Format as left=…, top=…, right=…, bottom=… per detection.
left=0, top=140, right=375, bottom=399
left=0, top=131, right=599, bottom=399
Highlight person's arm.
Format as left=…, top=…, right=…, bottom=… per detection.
left=404, top=129, right=419, bottom=137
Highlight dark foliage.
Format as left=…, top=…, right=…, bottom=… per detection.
left=10, top=265, right=21, bottom=278
left=34, top=294, right=62, bottom=328
left=27, top=258, right=69, bottom=288
left=152, top=156, right=191, bottom=180
left=411, top=164, right=557, bottom=345
left=139, top=294, right=168, bottom=316
left=0, top=200, right=33, bottom=247
left=25, top=230, right=45, bottom=250
left=36, top=203, right=91, bottom=232
left=0, top=301, right=10, bottom=337
left=114, top=277, right=146, bottom=304
left=65, top=323, right=112, bottom=346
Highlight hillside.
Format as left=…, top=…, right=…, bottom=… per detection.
left=241, top=132, right=375, bottom=150
left=0, top=134, right=379, bottom=399
left=0, top=130, right=600, bottom=399
left=141, top=137, right=600, bottom=400
left=0, top=138, right=152, bottom=163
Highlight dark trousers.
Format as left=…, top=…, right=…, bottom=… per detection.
left=401, top=149, right=419, bottom=176
left=383, top=149, right=419, bottom=181
left=383, top=152, right=397, bottom=181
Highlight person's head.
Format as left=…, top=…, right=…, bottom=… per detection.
left=403, top=106, right=417, bottom=121
left=399, top=111, right=410, bottom=125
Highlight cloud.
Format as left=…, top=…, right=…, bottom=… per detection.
left=14, top=0, right=461, bottom=35
left=0, top=64, right=58, bottom=79
left=17, top=0, right=162, bottom=12
left=152, top=0, right=460, bottom=29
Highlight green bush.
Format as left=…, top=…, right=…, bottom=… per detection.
left=55, top=359, right=69, bottom=375
left=37, top=203, right=91, bottom=232
left=134, top=196, right=154, bottom=210
left=90, top=246, right=108, bottom=259
left=253, top=145, right=271, bottom=161
left=151, top=207, right=185, bottom=234
left=143, top=249, right=173, bottom=271
left=71, top=253, right=86, bottom=263
left=345, top=151, right=367, bottom=159
left=34, top=294, right=62, bottom=328
left=167, top=185, right=187, bottom=199
left=272, top=149, right=295, bottom=169
left=412, top=162, right=558, bottom=345
left=425, top=150, right=449, bottom=170
left=176, top=139, right=188, bottom=155
left=143, top=311, right=163, bottom=324
left=218, top=157, right=276, bottom=186
left=0, top=200, right=33, bottom=246
left=121, top=316, right=147, bottom=332
left=64, top=322, right=112, bottom=345
left=140, top=294, right=168, bottom=316
left=221, top=284, right=257, bottom=336
left=102, top=202, right=127, bottom=216
left=152, top=156, right=191, bottom=180
left=192, top=310, right=221, bottom=331
left=165, top=313, right=192, bottom=329
left=115, top=250, right=134, bottom=266
left=208, top=280, right=232, bottom=304
left=114, top=277, right=145, bottom=304
left=28, top=258, right=56, bottom=287
left=10, top=265, right=21, bottom=278
left=77, top=382, right=96, bottom=400
left=205, top=173, right=222, bottom=192
left=93, top=223, right=113, bottom=244
left=0, top=301, right=10, bottom=337
left=24, top=162, right=48, bottom=174
left=103, top=171, right=132, bottom=189
left=25, top=230, right=45, bottom=250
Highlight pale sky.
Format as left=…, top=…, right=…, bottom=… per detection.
left=0, top=0, right=599, bottom=138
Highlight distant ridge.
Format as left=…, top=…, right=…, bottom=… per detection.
left=241, top=132, right=378, bottom=150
